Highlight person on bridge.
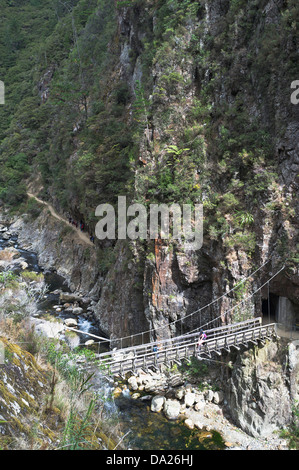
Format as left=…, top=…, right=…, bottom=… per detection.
left=197, top=329, right=207, bottom=355
left=153, top=343, right=159, bottom=359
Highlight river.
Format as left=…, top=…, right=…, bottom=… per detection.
left=0, top=229, right=225, bottom=451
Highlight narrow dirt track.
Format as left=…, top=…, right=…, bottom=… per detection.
left=27, top=192, right=94, bottom=247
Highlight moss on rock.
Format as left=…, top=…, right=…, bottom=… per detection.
left=0, top=336, right=59, bottom=449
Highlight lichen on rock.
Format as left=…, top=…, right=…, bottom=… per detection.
left=0, top=337, right=55, bottom=449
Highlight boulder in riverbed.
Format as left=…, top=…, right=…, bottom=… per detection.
left=151, top=395, right=165, bottom=413
left=184, top=392, right=196, bottom=407
left=184, top=418, right=194, bottom=430
left=72, top=307, right=84, bottom=315
left=128, top=375, right=139, bottom=391
left=60, top=292, right=82, bottom=304
left=64, top=318, right=78, bottom=328
left=163, top=399, right=181, bottom=420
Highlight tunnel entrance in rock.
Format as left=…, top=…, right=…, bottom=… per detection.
left=262, top=292, right=299, bottom=333
left=262, top=293, right=279, bottom=324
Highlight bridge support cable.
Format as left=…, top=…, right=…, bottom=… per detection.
left=107, top=263, right=285, bottom=352
left=180, top=264, right=286, bottom=337
left=100, top=321, right=278, bottom=377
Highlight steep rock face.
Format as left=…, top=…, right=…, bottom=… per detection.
left=143, top=240, right=215, bottom=339
left=93, top=240, right=148, bottom=339
left=225, top=339, right=299, bottom=438
left=10, top=211, right=100, bottom=297
left=0, top=337, right=54, bottom=448
left=94, top=0, right=298, bottom=339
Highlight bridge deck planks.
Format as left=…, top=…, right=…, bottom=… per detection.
left=98, top=320, right=277, bottom=377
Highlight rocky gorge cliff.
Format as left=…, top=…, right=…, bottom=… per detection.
left=103, top=0, right=299, bottom=341
left=226, top=338, right=299, bottom=438
left=0, top=0, right=298, bottom=359
left=2, top=0, right=299, bottom=337
left=1, top=0, right=299, bottom=451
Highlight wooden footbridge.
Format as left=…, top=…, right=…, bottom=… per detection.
left=64, top=262, right=284, bottom=378
left=95, top=318, right=277, bottom=377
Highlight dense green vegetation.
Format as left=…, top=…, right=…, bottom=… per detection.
left=0, top=0, right=124, bottom=215
left=280, top=402, right=299, bottom=449
left=0, top=0, right=297, bottom=256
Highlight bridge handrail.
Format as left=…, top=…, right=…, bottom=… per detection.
left=105, top=323, right=276, bottom=367
left=96, top=318, right=261, bottom=360
left=99, top=321, right=274, bottom=369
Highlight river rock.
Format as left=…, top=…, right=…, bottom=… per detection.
left=194, top=400, right=205, bottom=412
left=175, top=388, right=185, bottom=400
left=144, top=379, right=158, bottom=392
left=184, top=418, right=194, bottom=429
left=168, top=373, right=185, bottom=387
left=128, top=376, right=138, bottom=391
left=2, top=232, right=11, bottom=240
left=194, top=392, right=205, bottom=403
left=60, top=292, right=82, bottom=304
left=194, top=420, right=203, bottom=430
left=205, top=390, right=214, bottom=402
left=140, top=395, right=152, bottom=401
left=213, top=391, right=224, bottom=405
left=163, top=399, right=181, bottom=420
left=79, top=297, right=91, bottom=307
left=184, top=392, right=196, bottom=407
left=10, top=259, right=28, bottom=272
left=64, top=306, right=74, bottom=312
left=64, top=318, right=78, bottom=328
left=151, top=395, right=165, bottom=412
left=72, top=307, right=83, bottom=315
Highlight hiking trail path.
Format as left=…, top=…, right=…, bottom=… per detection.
left=27, top=192, right=94, bottom=247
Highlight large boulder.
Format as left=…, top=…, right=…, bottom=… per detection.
left=163, top=399, right=181, bottom=420
left=60, top=293, right=82, bottom=304
left=151, top=395, right=165, bottom=413
left=128, top=376, right=138, bottom=391
left=72, top=307, right=84, bottom=315
left=64, top=318, right=78, bottom=328
left=184, top=392, right=196, bottom=407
